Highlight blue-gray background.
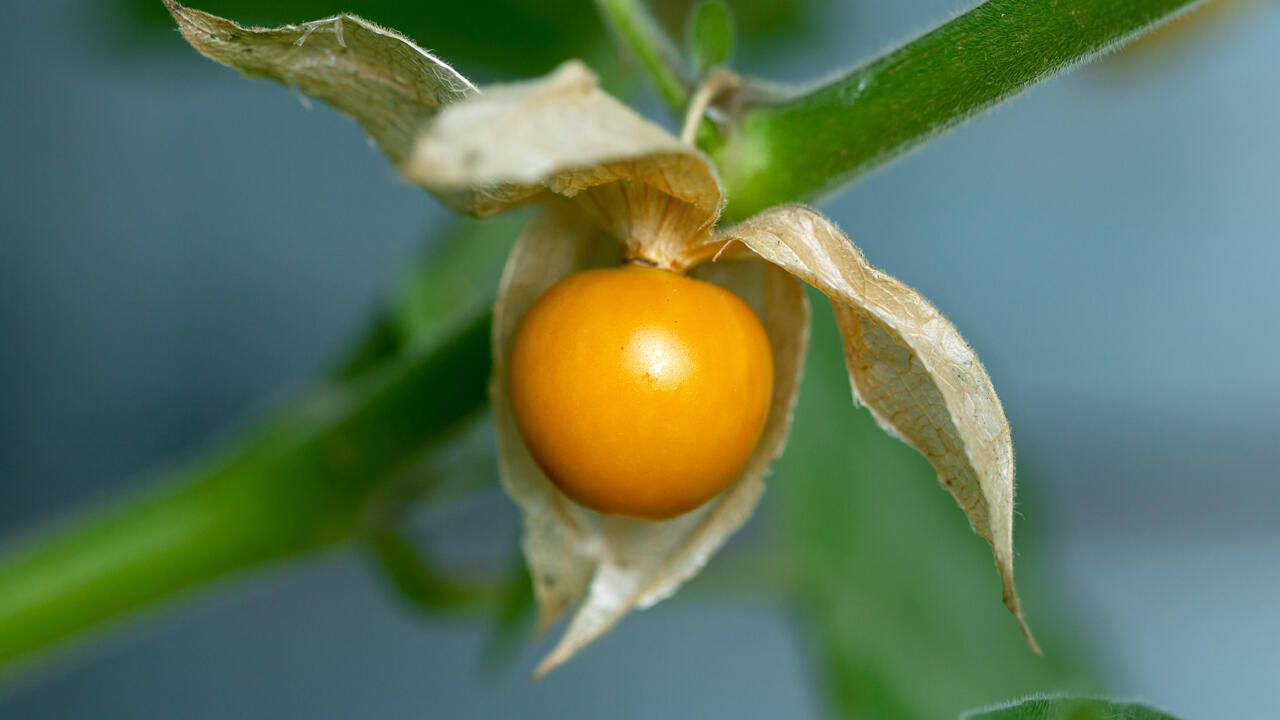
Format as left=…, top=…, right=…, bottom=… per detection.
left=2, top=0, right=1278, bottom=717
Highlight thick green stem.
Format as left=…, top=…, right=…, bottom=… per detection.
left=0, top=313, right=492, bottom=669
left=595, top=0, right=690, bottom=117
left=713, top=0, right=1208, bottom=218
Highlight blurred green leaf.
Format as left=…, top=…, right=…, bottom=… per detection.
left=388, top=218, right=521, bottom=351
left=126, top=0, right=600, bottom=77
left=368, top=526, right=498, bottom=611
left=479, top=553, right=535, bottom=669
left=120, top=0, right=826, bottom=80
left=962, top=697, right=1181, bottom=720
left=337, top=215, right=520, bottom=380
left=687, top=0, right=734, bottom=77
left=776, top=291, right=1090, bottom=720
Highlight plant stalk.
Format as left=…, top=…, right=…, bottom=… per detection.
left=595, top=0, right=691, bottom=117
left=0, top=313, right=492, bottom=670
left=713, top=0, right=1209, bottom=218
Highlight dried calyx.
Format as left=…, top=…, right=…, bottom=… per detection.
left=167, top=1, right=1040, bottom=675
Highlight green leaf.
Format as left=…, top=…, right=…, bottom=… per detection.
left=368, top=527, right=498, bottom=611
left=478, top=553, right=536, bottom=670
left=122, top=0, right=828, bottom=82
left=127, top=0, right=604, bottom=77
left=387, top=218, right=519, bottom=350
left=687, top=0, right=734, bottom=77
left=712, top=0, right=1209, bottom=218
left=336, top=215, right=520, bottom=380
left=776, top=291, right=1090, bottom=719
left=962, top=697, right=1181, bottom=720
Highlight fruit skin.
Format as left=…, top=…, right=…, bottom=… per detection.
left=508, top=264, right=774, bottom=519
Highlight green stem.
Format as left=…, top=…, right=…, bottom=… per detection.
left=595, top=0, right=691, bottom=117
left=713, top=0, right=1208, bottom=219
left=0, top=312, right=492, bottom=669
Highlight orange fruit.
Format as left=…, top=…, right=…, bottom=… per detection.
left=509, top=264, right=774, bottom=519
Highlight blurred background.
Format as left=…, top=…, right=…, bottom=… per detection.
left=2, top=0, right=1278, bottom=717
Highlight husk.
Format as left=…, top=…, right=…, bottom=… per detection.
left=715, top=205, right=1040, bottom=653
left=491, top=210, right=808, bottom=676
left=164, top=1, right=476, bottom=167
left=167, top=12, right=1034, bottom=662
left=406, top=62, right=726, bottom=270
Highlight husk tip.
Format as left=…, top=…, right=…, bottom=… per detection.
left=1003, top=587, right=1042, bottom=656
left=531, top=643, right=572, bottom=680
left=162, top=0, right=197, bottom=24
left=1017, top=616, right=1043, bottom=656
left=163, top=0, right=224, bottom=42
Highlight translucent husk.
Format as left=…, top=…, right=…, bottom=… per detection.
left=164, top=0, right=475, bottom=167
left=492, top=210, right=808, bottom=676
left=167, top=3, right=1038, bottom=671
left=715, top=206, right=1040, bottom=653
left=406, top=62, right=725, bottom=271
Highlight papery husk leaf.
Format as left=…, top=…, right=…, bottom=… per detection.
left=407, top=62, right=725, bottom=271
left=715, top=205, right=1040, bottom=653
left=534, top=259, right=807, bottom=678
left=164, top=1, right=476, bottom=167
left=492, top=209, right=808, bottom=676
left=491, top=209, right=618, bottom=631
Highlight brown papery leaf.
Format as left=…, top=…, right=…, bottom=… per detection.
left=164, top=1, right=476, bottom=166
left=715, top=205, right=1041, bottom=653
left=406, top=62, right=725, bottom=271
left=491, top=210, right=808, bottom=676
left=490, top=209, right=615, bottom=633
